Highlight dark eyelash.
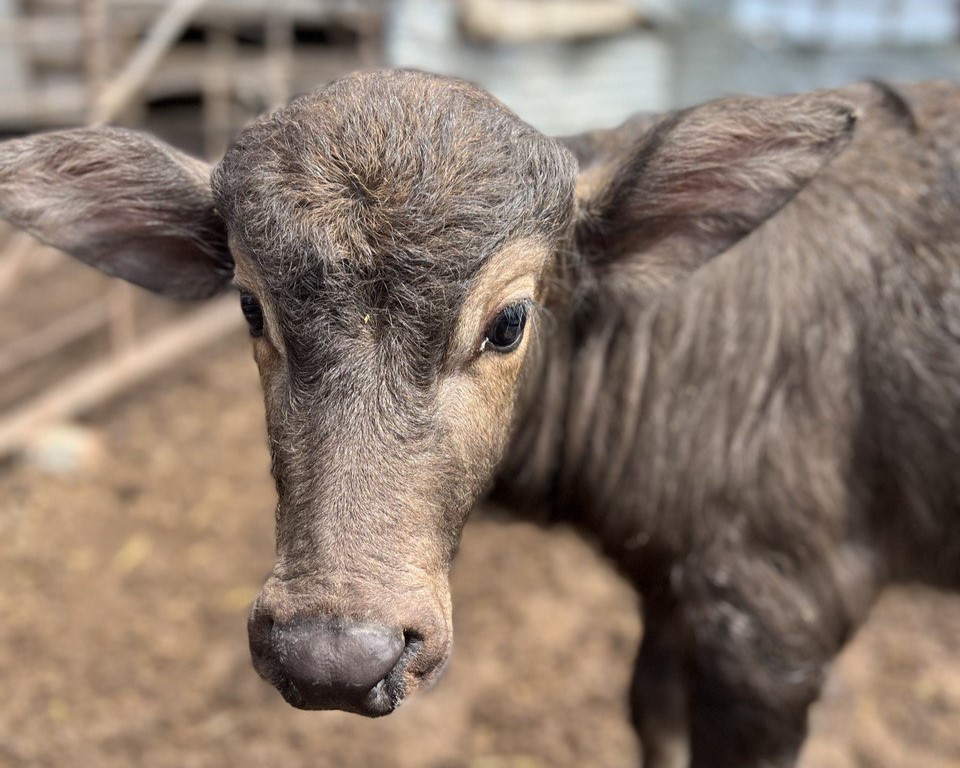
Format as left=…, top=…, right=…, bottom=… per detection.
left=240, top=292, right=264, bottom=338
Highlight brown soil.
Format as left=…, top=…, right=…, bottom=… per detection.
left=1, top=290, right=959, bottom=768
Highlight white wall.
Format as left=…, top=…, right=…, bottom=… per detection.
left=0, top=0, right=27, bottom=103
left=386, top=0, right=673, bottom=135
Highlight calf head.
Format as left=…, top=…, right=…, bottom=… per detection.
left=214, top=72, right=577, bottom=713
left=0, top=70, right=855, bottom=715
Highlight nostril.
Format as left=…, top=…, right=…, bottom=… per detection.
left=248, top=608, right=272, bottom=642
left=247, top=606, right=279, bottom=683
left=253, top=613, right=274, bottom=634
left=402, top=629, right=423, bottom=657
left=248, top=605, right=274, bottom=636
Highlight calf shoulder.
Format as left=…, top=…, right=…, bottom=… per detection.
left=574, top=81, right=960, bottom=590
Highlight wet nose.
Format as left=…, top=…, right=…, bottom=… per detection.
left=251, top=615, right=406, bottom=715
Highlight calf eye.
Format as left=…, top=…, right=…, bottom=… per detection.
left=240, top=292, right=264, bottom=337
left=482, top=302, right=527, bottom=354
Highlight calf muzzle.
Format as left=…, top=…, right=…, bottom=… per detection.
left=249, top=613, right=408, bottom=716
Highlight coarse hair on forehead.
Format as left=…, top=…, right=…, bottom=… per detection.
left=212, top=69, right=577, bottom=299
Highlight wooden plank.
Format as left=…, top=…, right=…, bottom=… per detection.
left=0, top=300, right=109, bottom=378
left=0, top=295, right=244, bottom=460
left=0, top=233, right=34, bottom=297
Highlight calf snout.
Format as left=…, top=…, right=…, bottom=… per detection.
left=249, top=613, right=408, bottom=716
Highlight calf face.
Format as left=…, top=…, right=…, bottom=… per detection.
left=0, top=69, right=856, bottom=726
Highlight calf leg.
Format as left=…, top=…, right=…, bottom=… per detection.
left=631, top=591, right=690, bottom=768
left=685, top=650, right=814, bottom=768
left=681, top=546, right=869, bottom=768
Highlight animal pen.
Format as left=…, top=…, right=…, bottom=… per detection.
left=0, top=0, right=385, bottom=464
left=2, top=4, right=960, bottom=768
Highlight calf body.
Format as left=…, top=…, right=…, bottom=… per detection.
left=2, top=72, right=959, bottom=767
left=505, top=80, right=960, bottom=766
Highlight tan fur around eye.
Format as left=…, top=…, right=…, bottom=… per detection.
left=446, top=236, right=550, bottom=371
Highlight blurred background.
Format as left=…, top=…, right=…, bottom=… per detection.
left=1, top=1, right=960, bottom=767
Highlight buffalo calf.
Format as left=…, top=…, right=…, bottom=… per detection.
left=2, top=71, right=959, bottom=767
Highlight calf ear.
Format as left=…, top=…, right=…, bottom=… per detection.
left=555, top=112, right=661, bottom=169
left=576, top=92, right=858, bottom=269
left=0, top=126, right=232, bottom=300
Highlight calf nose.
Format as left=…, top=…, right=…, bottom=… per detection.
left=252, top=616, right=406, bottom=715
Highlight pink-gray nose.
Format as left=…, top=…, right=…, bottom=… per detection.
left=250, top=615, right=407, bottom=715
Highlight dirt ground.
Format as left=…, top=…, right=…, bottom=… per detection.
left=1, top=276, right=960, bottom=767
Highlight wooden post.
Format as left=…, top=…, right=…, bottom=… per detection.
left=203, top=22, right=235, bottom=159
left=265, top=0, right=294, bottom=110
left=89, top=0, right=210, bottom=125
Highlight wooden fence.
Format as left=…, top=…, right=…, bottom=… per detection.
left=0, top=0, right=384, bottom=461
